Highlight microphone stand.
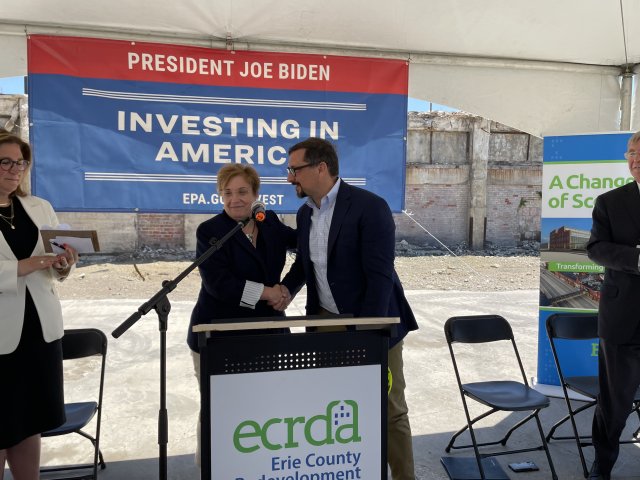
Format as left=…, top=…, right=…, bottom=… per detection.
left=112, top=216, right=250, bottom=480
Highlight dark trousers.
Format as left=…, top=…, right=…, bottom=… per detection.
left=592, top=339, right=640, bottom=474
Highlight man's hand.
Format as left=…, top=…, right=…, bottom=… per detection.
left=265, top=284, right=292, bottom=311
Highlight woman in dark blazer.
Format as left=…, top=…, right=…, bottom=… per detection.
left=187, top=164, right=296, bottom=465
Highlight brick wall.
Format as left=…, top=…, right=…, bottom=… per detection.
left=485, top=167, right=542, bottom=246
left=57, top=212, right=137, bottom=252
left=401, top=112, right=542, bottom=247
left=136, top=214, right=185, bottom=248
left=57, top=212, right=209, bottom=252
left=395, top=174, right=470, bottom=246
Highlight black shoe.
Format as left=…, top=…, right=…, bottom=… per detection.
left=589, top=461, right=611, bottom=480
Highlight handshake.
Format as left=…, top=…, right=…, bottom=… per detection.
left=263, top=284, right=292, bottom=312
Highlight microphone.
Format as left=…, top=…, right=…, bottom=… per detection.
left=251, top=201, right=266, bottom=222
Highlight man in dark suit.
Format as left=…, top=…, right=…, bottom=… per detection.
left=587, top=130, right=640, bottom=480
left=282, top=137, right=419, bottom=480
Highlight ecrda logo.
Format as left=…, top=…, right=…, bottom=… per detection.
left=234, top=400, right=361, bottom=453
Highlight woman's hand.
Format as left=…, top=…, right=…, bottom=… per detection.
left=264, top=284, right=292, bottom=312
left=16, top=245, right=79, bottom=277
left=17, top=255, right=60, bottom=276
left=52, top=244, right=78, bottom=273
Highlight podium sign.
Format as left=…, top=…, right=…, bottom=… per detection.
left=197, top=318, right=394, bottom=480
left=211, top=365, right=380, bottom=479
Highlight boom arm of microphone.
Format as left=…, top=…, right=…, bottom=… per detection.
left=113, top=218, right=248, bottom=339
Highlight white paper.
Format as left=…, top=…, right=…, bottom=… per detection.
left=48, top=236, right=97, bottom=254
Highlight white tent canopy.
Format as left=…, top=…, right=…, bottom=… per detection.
left=1, top=0, right=639, bottom=136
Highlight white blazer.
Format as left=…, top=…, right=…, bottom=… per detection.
left=0, top=195, right=71, bottom=355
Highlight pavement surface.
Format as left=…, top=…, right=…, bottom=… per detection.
left=6, top=289, right=640, bottom=479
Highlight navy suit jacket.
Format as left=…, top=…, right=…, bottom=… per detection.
left=587, top=181, right=640, bottom=344
left=282, top=180, right=418, bottom=347
left=187, top=210, right=296, bottom=351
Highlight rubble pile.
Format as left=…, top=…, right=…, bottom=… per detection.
left=80, top=241, right=540, bottom=266
left=394, top=239, right=540, bottom=257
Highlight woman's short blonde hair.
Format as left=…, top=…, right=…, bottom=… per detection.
left=0, top=129, right=32, bottom=197
left=217, top=164, right=260, bottom=194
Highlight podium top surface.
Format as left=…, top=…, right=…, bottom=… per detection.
left=192, top=316, right=399, bottom=333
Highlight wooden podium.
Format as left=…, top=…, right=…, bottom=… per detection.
left=194, top=316, right=399, bottom=480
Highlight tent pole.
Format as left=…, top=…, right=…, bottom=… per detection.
left=632, top=65, right=640, bottom=132
left=620, top=67, right=633, bottom=131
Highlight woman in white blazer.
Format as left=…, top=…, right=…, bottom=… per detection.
left=0, top=130, right=78, bottom=480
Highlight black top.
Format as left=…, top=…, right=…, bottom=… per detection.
left=0, top=197, right=38, bottom=258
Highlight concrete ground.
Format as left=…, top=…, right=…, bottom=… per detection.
left=6, top=289, right=640, bottom=479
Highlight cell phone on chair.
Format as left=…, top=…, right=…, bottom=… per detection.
left=508, top=461, right=539, bottom=472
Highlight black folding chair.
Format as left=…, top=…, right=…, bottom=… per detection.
left=41, top=328, right=108, bottom=479
left=546, top=313, right=640, bottom=478
left=442, top=314, right=557, bottom=480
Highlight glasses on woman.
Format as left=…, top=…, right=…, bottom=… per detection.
left=0, top=158, right=30, bottom=171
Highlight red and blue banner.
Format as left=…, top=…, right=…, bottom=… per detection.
left=27, top=35, right=408, bottom=213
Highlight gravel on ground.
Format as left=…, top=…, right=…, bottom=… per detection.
left=58, top=249, right=540, bottom=301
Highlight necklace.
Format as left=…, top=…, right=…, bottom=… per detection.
left=0, top=200, right=14, bottom=230
left=244, top=221, right=257, bottom=243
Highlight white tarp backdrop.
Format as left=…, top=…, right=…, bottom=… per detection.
left=0, top=0, right=639, bottom=136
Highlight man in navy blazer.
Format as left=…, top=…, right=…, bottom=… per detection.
left=282, top=137, right=418, bottom=480
left=586, top=130, right=640, bottom=480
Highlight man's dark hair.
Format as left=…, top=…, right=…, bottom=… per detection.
left=288, top=137, right=339, bottom=176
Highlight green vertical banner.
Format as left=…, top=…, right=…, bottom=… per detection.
left=538, top=132, right=633, bottom=386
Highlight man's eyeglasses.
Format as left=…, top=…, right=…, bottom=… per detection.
left=627, top=151, right=639, bottom=160
left=286, top=163, right=314, bottom=176
left=0, top=158, right=30, bottom=171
